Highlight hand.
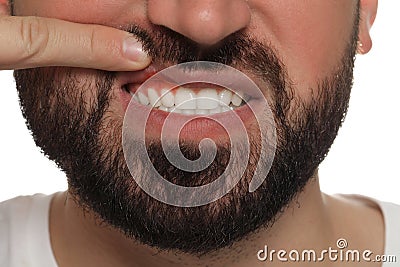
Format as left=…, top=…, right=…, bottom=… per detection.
left=0, top=15, right=151, bottom=71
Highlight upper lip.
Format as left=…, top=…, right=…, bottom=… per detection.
left=117, top=64, right=161, bottom=87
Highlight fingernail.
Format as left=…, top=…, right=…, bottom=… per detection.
left=123, top=36, right=149, bottom=62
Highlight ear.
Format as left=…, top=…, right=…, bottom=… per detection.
left=0, top=0, right=11, bottom=15
left=358, top=0, right=378, bottom=54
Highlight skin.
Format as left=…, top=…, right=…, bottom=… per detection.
left=1, top=0, right=382, bottom=266
left=0, top=0, right=151, bottom=70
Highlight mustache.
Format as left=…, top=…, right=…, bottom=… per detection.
left=122, top=25, right=288, bottom=94
left=128, top=25, right=251, bottom=65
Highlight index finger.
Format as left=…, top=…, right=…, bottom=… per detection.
left=0, top=15, right=151, bottom=71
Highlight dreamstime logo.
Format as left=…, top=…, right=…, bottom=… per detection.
left=257, top=238, right=398, bottom=263
left=122, top=61, right=277, bottom=207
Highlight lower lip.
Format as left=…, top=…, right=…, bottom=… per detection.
left=119, top=88, right=261, bottom=141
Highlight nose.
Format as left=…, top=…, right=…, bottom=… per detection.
left=147, top=0, right=251, bottom=46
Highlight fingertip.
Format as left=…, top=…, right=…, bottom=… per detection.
left=123, top=36, right=151, bottom=65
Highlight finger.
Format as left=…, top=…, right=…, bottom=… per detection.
left=0, top=16, right=151, bottom=71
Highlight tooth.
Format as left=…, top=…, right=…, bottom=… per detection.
left=182, top=109, right=195, bottom=115
left=170, top=108, right=182, bottom=114
left=195, top=109, right=209, bottom=115
left=243, top=93, right=251, bottom=103
left=138, top=92, right=149, bottom=105
left=161, top=89, right=174, bottom=108
left=175, top=88, right=197, bottom=109
left=231, top=92, right=243, bottom=107
left=148, top=88, right=161, bottom=107
left=158, top=105, right=169, bottom=112
left=221, top=106, right=231, bottom=113
left=209, top=107, right=221, bottom=114
left=131, top=92, right=139, bottom=102
left=219, top=90, right=233, bottom=106
left=197, top=89, right=219, bottom=109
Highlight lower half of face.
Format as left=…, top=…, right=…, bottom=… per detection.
left=13, top=0, right=359, bottom=255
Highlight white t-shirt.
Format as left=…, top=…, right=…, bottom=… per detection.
left=0, top=193, right=399, bottom=267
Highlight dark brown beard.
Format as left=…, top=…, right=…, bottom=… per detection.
left=13, top=4, right=359, bottom=255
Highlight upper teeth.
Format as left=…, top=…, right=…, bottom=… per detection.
left=130, top=87, right=246, bottom=115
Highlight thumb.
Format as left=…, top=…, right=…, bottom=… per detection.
left=0, top=15, right=151, bottom=71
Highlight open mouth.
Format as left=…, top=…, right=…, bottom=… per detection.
left=117, top=63, right=268, bottom=140
left=122, top=82, right=250, bottom=115
left=117, top=64, right=257, bottom=117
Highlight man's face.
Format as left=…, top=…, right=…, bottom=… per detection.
left=13, top=0, right=359, bottom=254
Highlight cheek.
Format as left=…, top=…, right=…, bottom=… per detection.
left=251, top=0, right=356, bottom=99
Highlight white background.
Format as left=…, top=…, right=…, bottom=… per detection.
left=0, top=2, right=399, bottom=203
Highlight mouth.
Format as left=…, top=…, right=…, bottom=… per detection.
left=117, top=63, right=266, bottom=140
left=122, top=82, right=250, bottom=115
left=118, top=65, right=257, bottom=115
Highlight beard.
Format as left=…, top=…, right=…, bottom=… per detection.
left=14, top=6, right=359, bottom=255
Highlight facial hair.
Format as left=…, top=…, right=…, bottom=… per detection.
left=14, top=4, right=359, bottom=255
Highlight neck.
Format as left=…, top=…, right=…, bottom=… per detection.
left=50, top=174, right=338, bottom=267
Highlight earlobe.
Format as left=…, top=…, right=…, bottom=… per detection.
left=358, top=0, right=378, bottom=54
